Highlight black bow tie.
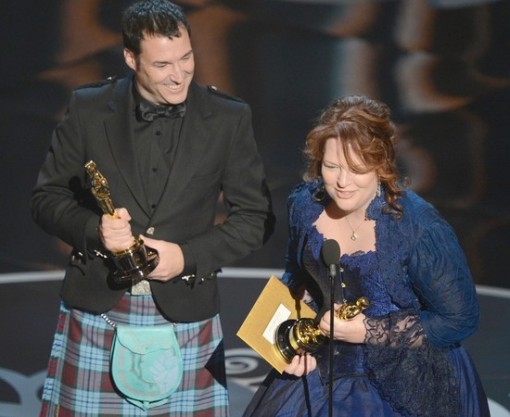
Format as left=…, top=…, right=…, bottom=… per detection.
left=137, top=101, right=186, bottom=122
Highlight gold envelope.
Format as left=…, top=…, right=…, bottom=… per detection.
left=236, top=275, right=316, bottom=373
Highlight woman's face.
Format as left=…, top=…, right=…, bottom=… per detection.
left=321, top=137, right=379, bottom=216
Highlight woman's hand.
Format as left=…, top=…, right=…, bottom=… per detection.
left=283, top=353, right=317, bottom=377
left=319, top=305, right=367, bottom=344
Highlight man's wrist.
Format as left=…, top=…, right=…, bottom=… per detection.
left=179, top=243, right=197, bottom=276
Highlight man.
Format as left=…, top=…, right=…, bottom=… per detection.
left=31, top=0, right=274, bottom=415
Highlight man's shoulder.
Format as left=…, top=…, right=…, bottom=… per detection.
left=75, top=75, right=120, bottom=92
left=73, top=75, right=130, bottom=101
left=189, top=83, right=248, bottom=118
left=70, top=75, right=132, bottom=114
left=190, top=83, right=246, bottom=109
left=205, top=85, right=245, bottom=104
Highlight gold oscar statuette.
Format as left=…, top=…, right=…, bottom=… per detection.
left=275, top=296, right=370, bottom=362
left=85, top=160, right=159, bottom=284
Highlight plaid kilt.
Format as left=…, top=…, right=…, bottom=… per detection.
left=39, top=293, right=229, bottom=417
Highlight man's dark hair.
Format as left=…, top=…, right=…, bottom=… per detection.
left=122, top=0, right=191, bottom=56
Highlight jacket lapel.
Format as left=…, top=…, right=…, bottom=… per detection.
left=103, top=75, right=151, bottom=216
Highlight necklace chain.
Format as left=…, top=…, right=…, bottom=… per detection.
left=345, top=216, right=364, bottom=241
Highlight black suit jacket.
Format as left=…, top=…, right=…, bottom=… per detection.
left=31, top=75, right=274, bottom=322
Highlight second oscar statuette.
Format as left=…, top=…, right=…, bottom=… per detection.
left=275, top=296, right=369, bottom=362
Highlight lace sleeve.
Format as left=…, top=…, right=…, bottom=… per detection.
left=364, top=310, right=460, bottom=417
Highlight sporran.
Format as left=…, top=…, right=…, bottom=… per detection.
left=109, top=321, right=183, bottom=410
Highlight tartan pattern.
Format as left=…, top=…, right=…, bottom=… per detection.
left=39, top=293, right=229, bottom=417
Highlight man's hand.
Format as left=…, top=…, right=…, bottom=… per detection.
left=139, top=235, right=185, bottom=282
left=98, top=208, right=136, bottom=252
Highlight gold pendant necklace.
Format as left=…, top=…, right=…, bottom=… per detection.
left=345, top=216, right=364, bottom=241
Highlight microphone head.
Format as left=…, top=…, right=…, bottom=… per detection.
left=321, top=239, right=340, bottom=266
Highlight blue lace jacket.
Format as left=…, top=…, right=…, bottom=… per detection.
left=280, top=179, right=480, bottom=416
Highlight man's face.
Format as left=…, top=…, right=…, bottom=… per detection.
left=124, top=28, right=195, bottom=105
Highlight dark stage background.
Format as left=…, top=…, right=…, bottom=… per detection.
left=1, top=0, right=510, bottom=416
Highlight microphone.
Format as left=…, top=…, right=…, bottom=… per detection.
left=321, top=239, right=340, bottom=279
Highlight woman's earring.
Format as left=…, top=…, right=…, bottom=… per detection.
left=376, top=182, right=381, bottom=197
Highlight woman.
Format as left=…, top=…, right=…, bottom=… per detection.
left=243, top=96, right=490, bottom=417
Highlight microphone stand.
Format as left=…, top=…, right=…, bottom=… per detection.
left=328, top=262, right=336, bottom=417
left=321, top=239, right=340, bottom=417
